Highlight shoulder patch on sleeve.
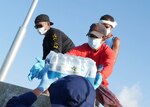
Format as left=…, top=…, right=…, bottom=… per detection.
left=52, top=34, right=58, bottom=41
left=54, top=42, right=59, bottom=49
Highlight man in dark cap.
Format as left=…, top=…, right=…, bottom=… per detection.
left=66, top=23, right=122, bottom=107
left=34, top=14, right=75, bottom=60
left=5, top=75, right=96, bottom=107
left=67, top=23, right=115, bottom=88
left=28, top=14, right=75, bottom=88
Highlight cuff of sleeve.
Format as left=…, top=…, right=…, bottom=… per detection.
left=19, top=92, right=37, bottom=106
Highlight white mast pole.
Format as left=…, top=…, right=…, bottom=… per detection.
left=0, top=0, right=39, bottom=81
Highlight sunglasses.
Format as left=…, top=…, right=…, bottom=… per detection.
left=88, top=34, right=98, bottom=38
left=34, top=24, right=43, bottom=29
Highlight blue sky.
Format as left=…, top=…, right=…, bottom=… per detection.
left=0, top=0, right=150, bottom=106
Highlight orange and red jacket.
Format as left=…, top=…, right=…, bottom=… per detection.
left=67, top=43, right=115, bottom=87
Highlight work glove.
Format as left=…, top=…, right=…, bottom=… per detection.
left=28, top=57, right=45, bottom=81
left=94, top=73, right=102, bottom=89
left=37, top=70, right=58, bottom=92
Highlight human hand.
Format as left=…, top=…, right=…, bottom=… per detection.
left=28, top=57, right=45, bottom=81
left=37, top=70, right=58, bottom=92
left=94, top=73, right=102, bottom=89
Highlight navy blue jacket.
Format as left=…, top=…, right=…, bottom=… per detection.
left=5, top=92, right=37, bottom=107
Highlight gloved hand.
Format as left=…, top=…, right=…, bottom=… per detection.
left=94, top=73, right=102, bottom=89
left=37, top=70, right=58, bottom=92
left=86, top=77, right=95, bottom=87
left=28, top=57, right=45, bottom=81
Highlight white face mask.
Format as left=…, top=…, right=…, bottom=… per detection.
left=106, top=27, right=111, bottom=36
left=37, top=27, right=48, bottom=35
left=88, top=37, right=103, bottom=50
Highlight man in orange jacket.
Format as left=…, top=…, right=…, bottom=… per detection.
left=67, top=23, right=115, bottom=87
left=67, top=23, right=122, bottom=107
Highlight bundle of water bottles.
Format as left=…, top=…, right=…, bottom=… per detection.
left=28, top=51, right=102, bottom=89
left=45, top=51, right=97, bottom=80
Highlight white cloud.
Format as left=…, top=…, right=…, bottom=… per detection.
left=117, top=84, right=142, bottom=107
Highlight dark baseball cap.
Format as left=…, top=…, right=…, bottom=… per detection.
left=49, top=75, right=96, bottom=107
left=34, top=14, right=54, bottom=25
left=87, top=23, right=107, bottom=38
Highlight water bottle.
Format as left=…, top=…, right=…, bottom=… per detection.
left=87, top=59, right=97, bottom=78
left=79, top=57, right=86, bottom=76
left=64, top=54, right=74, bottom=74
left=45, top=51, right=58, bottom=72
